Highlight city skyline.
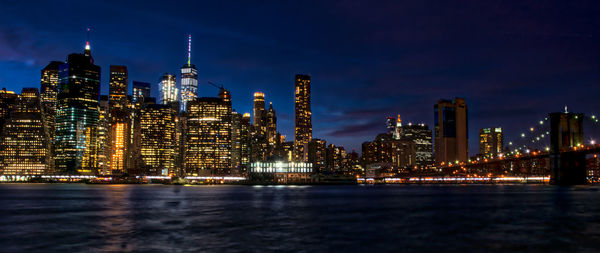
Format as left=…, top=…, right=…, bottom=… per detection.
left=1, top=1, right=600, bottom=153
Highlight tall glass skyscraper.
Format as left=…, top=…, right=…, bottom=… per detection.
left=180, top=34, right=198, bottom=112
left=54, top=41, right=101, bottom=175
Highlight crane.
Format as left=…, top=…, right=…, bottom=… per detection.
left=207, top=81, right=224, bottom=90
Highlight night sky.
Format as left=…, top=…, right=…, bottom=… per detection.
left=1, top=0, right=599, bottom=154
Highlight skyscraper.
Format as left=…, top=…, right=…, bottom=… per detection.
left=308, top=139, right=326, bottom=174
left=253, top=92, right=266, bottom=134
left=97, top=95, right=110, bottom=175
left=159, top=73, right=178, bottom=106
left=266, top=102, right=277, bottom=146
left=294, top=74, right=312, bottom=162
left=185, top=95, right=232, bottom=176
left=54, top=40, right=101, bottom=175
left=132, top=81, right=151, bottom=103
left=140, top=104, right=177, bottom=176
left=0, top=89, right=18, bottom=137
left=0, top=88, right=48, bottom=175
left=433, top=98, right=468, bottom=165
left=479, top=127, right=503, bottom=158
left=180, top=35, right=198, bottom=112
left=108, top=66, right=129, bottom=175
left=400, top=123, right=433, bottom=169
left=40, top=61, right=62, bottom=150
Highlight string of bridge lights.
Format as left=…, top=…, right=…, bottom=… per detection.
left=507, top=117, right=549, bottom=155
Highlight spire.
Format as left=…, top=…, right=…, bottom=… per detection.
left=187, top=34, right=191, bottom=66
left=84, top=27, right=91, bottom=57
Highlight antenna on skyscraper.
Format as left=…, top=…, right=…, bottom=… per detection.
left=187, top=34, right=192, bottom=66
left=85, top=27, right=91, bottom=51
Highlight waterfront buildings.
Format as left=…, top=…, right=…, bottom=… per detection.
left=109, top=65, right=129, bottom=175
left=184, top=95, right=232, bottom=176
left=0, top=88, right=48, bottom=175
left=400, top=124, right=433, bottom=169
left=54, top=43, right=101, bottom=175
left=294, top=74, right=312, bottom=162
left=140, top=104, right=177, bottom=176
left=433, top=98, right=468, bottom=165
left=249, top=161, right=312, bottom=183
left=362, top=133, right=416, bottom=170
left=308, top=138, right=326, bottom=174
left=479, top=127, right=504, bottom=158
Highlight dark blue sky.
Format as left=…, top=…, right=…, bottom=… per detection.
left=1, top=0, right=599, bottom=153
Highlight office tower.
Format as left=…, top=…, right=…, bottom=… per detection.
left=97, top=96, right=110, bottom=175
left=362, top=133, right=416, bottom=169
left=400, top=124, right=433, bottom=169
left=159, top=73, right=178, bottom=106
left=132, top=81, right=151, bottom=103
left=253, top=92, right=266, bottom=133
left=266, top=102, right=277, bottom=145
left=294, top=74, right=312, bottom=162
left=0, top=88, right=48, bottom=175
left=40, top=61, right=62, bottom=148
left=108, top=66, right=129, bottom=174
left=231, top=111, right=251, bottom=175
left=140, top=104, right=177, bottom=176
left=479, top=127, right=503, bottom=158
left=308, top=139, right=326, bottom=174
left=433, top=98, right=468, bottom=164
left=185, top=95, right=232, bottom=176
left=0, top=89, right=18, bottom=135
left=54, top=41, right=101, bottom=175
left=240, top=113, right=251, bottom=171
left=180, top=35, right=198, bottom=112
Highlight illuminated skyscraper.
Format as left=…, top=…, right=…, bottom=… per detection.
left=159, top=73, right=178, bottom=106
left=180, top=34, right=198, bottom=112
left=400, top=123, right=433, bottom=169
left=0, top=88, right=48, bottom=175
left=140, top=104, right=177, bottom=176
left=108, top=66, right=129, bottom=175
left=308, top=139, right=326, bottom=174
left=97, top=96, right=110, bottom=175
left=266, top=102, right=277, bottom=145
left=0, top=89, right=18, bottom=136
left=40, top=61, right=62, bottom=149
left=185, top=95, right=232, bottom=176
left=54, top=39, right=101, bottom=175
left=231, top=111, right=252, bottom=175
left=132, top=81, right=151, bottom=103
left=253, top=92, right=266, bottom=134
left=294, top=74, right=312, bottom=162
left=433, top=98, right=468, bottom=164
left=479, top=127, right=503, bottom=158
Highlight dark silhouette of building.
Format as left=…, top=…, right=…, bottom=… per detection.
left=434, top=98, right=468, bottom=165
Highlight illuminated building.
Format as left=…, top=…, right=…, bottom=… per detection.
left=97, top=96, right=110, bottom=175
left=140, top=104, right=177, bottom=176
left=249, top=161, right=312, bottom=183
left=132, top=81, right=151, bottom=103
left=266, top=102, right=277, bottom=145
left=294, top=74, right=312, bottom=162
left=253, top=92, right=266, bottom=134
left=479, top=127, right=503, bottom=158
left=231, top=111, right=251, bottom=175
left=400, top=123, right=433, bottom=168
left=0, top=89, right=18, bottom=135
left=362, top=133, right=416, bottom=170
left=108, top=66, right=130, bottom=174
left=434, top=98, right=468, bottom=164
left=0, top=88, right=48, bottom=175
left=159, top=73, right=178, bottom=106
left=326, top=144, right=349, bottom=173
left=185, top=95, right=232, bottom=176
left=54, top=39, right=101, bottom=175
left=308, top=139, right=326, bottom=174
left=180, top=35, right=198, bottom=112
left=40, top=61, right=62, bottom=153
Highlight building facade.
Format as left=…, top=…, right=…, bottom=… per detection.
left=433, top=98, right=468, bottom=165
left=479, top=127, right=503, bottom=158
left=159, top=73, right=178, bottom=106
left=140, top=104, right=177, bottom=176
left=294, top=74, right=312, bottom=162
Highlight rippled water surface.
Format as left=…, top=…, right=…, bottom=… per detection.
left=1, top=184, right=600, bottom=252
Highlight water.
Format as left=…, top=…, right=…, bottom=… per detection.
left=1, top=184, right=599, bottom=252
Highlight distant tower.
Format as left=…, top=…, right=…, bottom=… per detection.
left=253, top=92, right=266, bottom=134
left=180, top=34, right=198, bottom=112
left=266, top=102, right=277, bottom=145
left=294, top=74, right=312, bottom=162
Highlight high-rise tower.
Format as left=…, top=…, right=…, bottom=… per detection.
left=180, top=34, right=198, bottom=112
left=253, top=92, right=266, bottom=134
left=294, top=74, right=312, bottom=162
left=159, top=73, right=178, bottom=106
left=54, top=32, right=101, bottom=174
left=433, top=98, right=468, bottom=164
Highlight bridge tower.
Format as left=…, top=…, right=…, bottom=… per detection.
left=549, top=111, right=586, bottom=185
